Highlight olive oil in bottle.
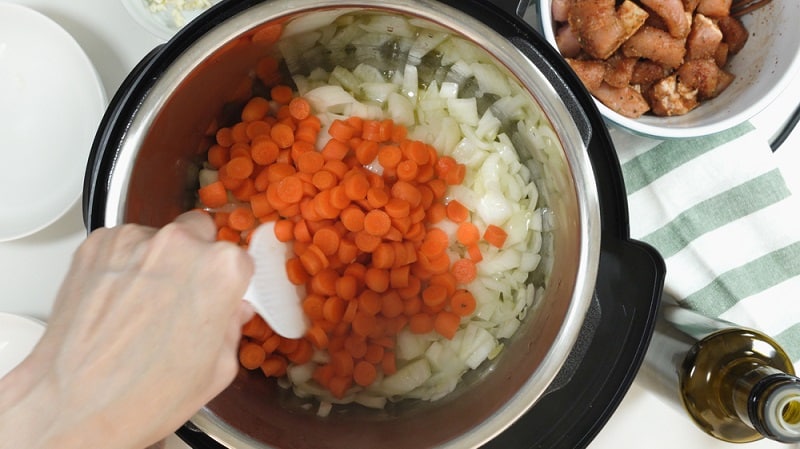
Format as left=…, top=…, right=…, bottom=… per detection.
left=644, top=298, right=800, bottom=443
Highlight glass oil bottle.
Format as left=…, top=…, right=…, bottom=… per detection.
left=642, top=296, right=800, bottom=444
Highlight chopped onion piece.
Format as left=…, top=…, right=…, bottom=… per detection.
left=379, top=358, right=432, bottom=396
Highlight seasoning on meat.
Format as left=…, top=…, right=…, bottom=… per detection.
left=553, top=0, right=757, bottom=117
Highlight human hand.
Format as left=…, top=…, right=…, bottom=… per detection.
left=0, top=211, right=255, bottom=449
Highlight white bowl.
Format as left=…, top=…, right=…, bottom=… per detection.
left=0, top=4, right=107, bottom=241
left=536, top=0, right=800, bottom=139
left=120, top=0, right=221, bottom=41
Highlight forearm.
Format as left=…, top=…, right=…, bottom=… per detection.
left=0, top=350, right=147, bottom=449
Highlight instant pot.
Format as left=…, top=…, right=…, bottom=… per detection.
left=83, top=0, right=666, bottom=447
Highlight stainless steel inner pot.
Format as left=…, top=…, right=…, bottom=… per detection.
left=83, top=0, right=625, bottom=448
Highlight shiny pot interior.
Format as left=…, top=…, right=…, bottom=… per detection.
left=85, top=0, right=602, bottom=447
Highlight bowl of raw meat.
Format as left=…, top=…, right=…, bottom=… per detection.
left=539, top=0, right=800, bottom=139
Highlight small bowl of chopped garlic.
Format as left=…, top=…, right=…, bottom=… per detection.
left=537, top=0, right=800, bottom=139
left=121, top=0, right=221, bottom=41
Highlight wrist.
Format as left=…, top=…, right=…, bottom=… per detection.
left=0, top=356, right=61, bottom=449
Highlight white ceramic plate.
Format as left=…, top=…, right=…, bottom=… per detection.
left=0, top=312, right=45, bottom=379
left=0, top=4, right=106, bottom=241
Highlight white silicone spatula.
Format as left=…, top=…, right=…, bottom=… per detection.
left=243, top=222, right=308, bottom=339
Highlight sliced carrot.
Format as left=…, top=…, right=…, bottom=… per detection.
left=217, top=226, right=240, bottom=243
left=329, top=185, right=352, bottom=210
left=426, top=202, right=447, bottom=223
left=343, top=171, right=370, bottom=200
left=337, top=238, right=359, bottom=264
left=364, top=343, right=385, bottom=364
left=445, top=199, right=469, bottom=223
left=421, top=284, right=448, bottom=308
left=250, top=138, right=280, bottom=165
left=260, top=356, right=288, bottom=377
left=420, top=227, right=449, bottom=258
left=377, top=144, right=402, bottom=168
left=328, top=375, right=352, bottom=399
left=226, top=156, right=255, bottom=180
left=408, top=313, right=434, bottom=334
left=302, top=294, right=326, bottom=321
left=276, top=175, right=304, bottom=204
left=354, top=139, right=379, bottom=165
left=321, top=139, right=350, bottom=161
left=296, top=125, right=319, bottom=145
left=401, top=139, right=428, bottom=165
left=310, top=268, right=339, bottom=296
left=456, top=222, right=480, bottom=246
left=396, top=159, right=419, bottom=182
left=445, top=163, right=466, bottom=186
left=241, top=96, right=270, bottom=122
left=312, top=226, right=341, bottom=256
left=207, top=144, right=229, bottom=169
left=381, top=351, right=397, bottom=375
left=330, top=350, right=354, bottom=377
left=434, top=311, right=461, bottom=339
left=363, top=209, right=391, bottom=236
left=328, top=120, right=357, bottom=142
left=296, top=150, right=325, bottom=174
left=353, top=360, right=377, bottom=387
left=285, top=257, right=309, bottom=285
left=312, top=363, right=335, bottom=388
left=286, top=339, right=313, bottom=364
left=198, top=180, right=228, bottom=208
left=450, top=289, right=477, bottom=317
left=288, top=97, right=311, bottom=121
left=340, top=206, right=365, bottom=232
left=306, top=324, right=330, bottom=349
left=270, top=122, right=295, bottom=149
left=391, top=181, right=422, bottom=208
left=371, top=243, right=395, bottom=269
left=467, top=243, right=483, bottom=263
left=261, top=333, right=282, bottom=353
left=277, top=338, right=299, bottom=355
left=228, top=206, right=256, bottom=231
left=352, top=311, right=377, bottom=337
left=354, top=231, right=381, bottom=253
left=241, top=314, right=271, bottom=341
left=322, top=296, right=347, bottom=324
left=483, top=224, right=508, bottom=248
left=380, top=291, right=404, bottom=318
left=270, top=85, right=294, bottom=105
left=451, top=258, right=477, bottom=284
left=364, top=267, right=389, bottom=293
left=434, top=155, right=456, bottom=178
left=366, top=187, right=389, bottom=209
left=215, top=127, right=235, bottom=147
left=246, top=120, right=272, bottom=140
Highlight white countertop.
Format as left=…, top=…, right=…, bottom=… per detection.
left=1, top=1, right=799, bottom=448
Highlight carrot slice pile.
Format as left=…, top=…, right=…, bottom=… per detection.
left=200, top=86, right=501, bottom=399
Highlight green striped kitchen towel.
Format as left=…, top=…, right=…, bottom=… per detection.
left=609, top=122, right=800, bottom=364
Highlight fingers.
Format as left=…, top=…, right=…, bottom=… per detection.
left=172, top=210, right=216, bottom=242
left=238, top=301, right=256, bottom=326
